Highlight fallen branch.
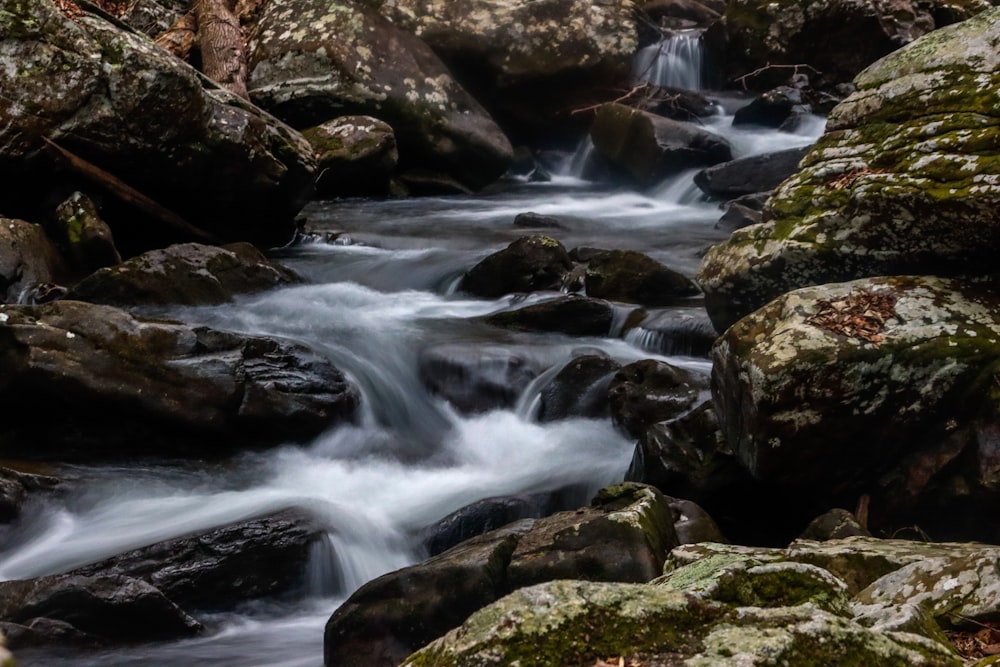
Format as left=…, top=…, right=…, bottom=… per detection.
left=42, top=137, right=220, bottom=244
left=733, top=63, right=821, bottom=90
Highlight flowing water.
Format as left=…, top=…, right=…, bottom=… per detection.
left=6, top=44, right=826, bottom=667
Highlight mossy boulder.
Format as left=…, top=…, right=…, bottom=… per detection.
left=585, top=249, right=700, bottom=305
left=52, top=192, right=122, bottom=275
left=302, top=116, right=398, bottom=198
left=0, top=0, right=316, bottom=251
left=590, top=103, right=733, bottom=187
left=712, top=276, right=1000, bottom=538
left=699, top=9, right=1000, bottom=330
left=459, top=235, right=573, bottom=297
left=716, top=0, right=990, bottom=91
left=370, top=0, right=638, bottom=143
left=67, top=242, right=299, bottom=307
left=246, top=0, right=512, bottom=191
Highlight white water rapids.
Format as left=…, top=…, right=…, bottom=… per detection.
left=6, top=37, right=825, bottom=667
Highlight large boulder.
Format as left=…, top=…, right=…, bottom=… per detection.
left=590, top=103, right=733, bottom=187
left=370, top=0, right=638, bottom=143
left=699, top=9, right=1000, bottom=330
left=715, top=0, right=991, bottom=91
left=69, top=509, right=325, bottom=609
left=0, top=300, right=359, bottom=460
left=458, top=236, right=573, bottom=298
left=67, top=242, right=299, bottom=307
left=246, top=0, right=513, bottom=191
left=584, top=249, right=700, bottom=305
left=694, top=145, right=811, bottom=200
left=711, top=276, right=1000, bottom=540
left=0, top=219, right=67, bottom=304
left=0, top=0, right=316, bottom=251
left=302, top=116, right=398, bottom=199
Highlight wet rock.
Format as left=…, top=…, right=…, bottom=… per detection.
left=0, top=219, right=67, bottom=305
left=419, top=343, right=540, bottom=414
left=69, top=509, right=325, bottom=609
left=481, top=295, right=615, bottom=337
left=246, top=0, right=512, bottom=191
left=0, top=300, right=360, bottom=460
left=716, top=196, right=765, bottom=232
left=0, top=575, right=201, bottom=644
left=609, top=359, right=707, bottom=439
left=537, top=354, right=621, bottom=422
left=0, top=467, right=60, bottom=524
left=512, top=212, right=563, bottom=230
left=324, top=521, right=532, bottom=667
left=627, top=85, right=720, bottom=121
left=732, top=86, right=811, bottom=128
left=800, top=509, right=871, bottom=541
left=67, top=242, right=299, bottom=307
left=694, top=146, right=810, bottom=200
left=0, top=0, right=315, bottom=251
left=623, top=307, right=717, bottom=357
left=419, top=496, right=543, bottom=557
left=459, top=236, right=573, bottom=298
left=374, top=0, right=638, bottom=144
left=585, top=249, right=699, bottom=306
left=303, top=116, right=398, bottom=199
left=590, top=103, right=733, bottom=187
left=711, top=276, right=1000, bottom=539
left=506, top=483, right=679, bottom=589
left=52, top=192, right=122, bottom=274
left=667, top=497, right=728, bottom=544
left=699, top=10, right=1000, bottom=330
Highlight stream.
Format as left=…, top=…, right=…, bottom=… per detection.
left=6, top=38, right=825, bottom=667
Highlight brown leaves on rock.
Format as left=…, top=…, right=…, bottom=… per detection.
left=826, top=166, right=891, bottom=190
left=54, top=0, right=132, bottom=20
left=806, top=289, right=897, bottom=345
left=53, top=0, right=85, bottom=19
left=946, top=621, right=1000, bottom=660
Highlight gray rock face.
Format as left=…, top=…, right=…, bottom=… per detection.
left=0, top=219, right=67, bottom=305
left=246, top=0, right=513, bottom=191
left=699, top=9, right=1000, bottom=330
left=694, top=146, right=810, bottom=200
left=590, top=103, right=733, bottom=187
left=0, top=0, right=316, bottom=250
left=0, top=300, right=359, bottom=460
left=68, top=242, right=299, bottom=307
left=711, top=276, right=1000, bottom=539
left=0, top=467, right=60, bottom=524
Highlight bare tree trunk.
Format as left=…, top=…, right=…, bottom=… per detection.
left=192, top=0, right=249, bottom=100
left=155, top=11, right=198, bottom=61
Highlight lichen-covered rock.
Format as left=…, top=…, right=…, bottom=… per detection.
left=716, top=0, right=990, bottom=91
left=302, top=116, right=398, bottom=198
left=711, top=276, right=1000, bottom=537
left=699, top=9, right=1000, bottom=330
left=67, top=242, right=299, bottom=307
left=0, top=0, right=316, bottom=250
left=800, top=508, right=872, bottom=541
left=590, top=103, right=733, bottom=187
left=459, top=235, right=573, bottom=297
left=246, top=0, right=513, bottom=191
left=52, top=192, right=122, bottom=275
left=0, top=219, right=67, bottom=304
left=370, top=0, right=638, bottom=142
left=0, top=300, right=359, bottom=459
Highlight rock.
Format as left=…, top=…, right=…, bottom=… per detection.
left=800, top=509, right=872, bottom=541
left=623, top=307, right=718, bottom=356
left=608, top=359, right=707, bottom=439
left=694, top=146, right=810, bottom=200
left=419, top=343, right=540, bottom=414
left=303, top=116, right=398, bottom=199
left=458, top=236, right=573, bottom=298
left=590, top=103, right=733, bottom=187
left=627, top=85, right=720, bottom=121
left=716, top=0, right=988, bottom=91
left=0, top=301, right=359, bottom=459
left=699, top=10, right=1000, bottom=330
left=67, top=242, right=299, bottom=307
left=246, top=0, right=513, bottom=191
left=324, top=521, right=532, bottom=667
left=642, top=0, right=722, bottom=29
left=512, top=212, right=563, bottom=230
left=711, top=276, right=1000, bottom=539
left=585, top=249, right=699, bottom=305
left=667, top=497, right=728, bottom=544
left=419, top=496, right=544, bottom=557
left=481, top=295, right=615, bottom=337
left=0, top=219, right=67, bottom=305
left=732, top=86, right=811, bottom=128
left=68, top=509, right=325, bottom=609
left=716, top=197, right=765, bottom=231
left=506, top=483, right=679, bottom=589
left=0, top=467, right=60, bottom=524
left=52, top=192, right=122, bottom=274
left=0, top=575, right=201, bottom=644
left=0, top=0, right=316, bottom=251
left=119, top=0, right=189, bottom=38
left=374, top=0, right=638, bottom=144
left=537, top=354, right=621, bottom=422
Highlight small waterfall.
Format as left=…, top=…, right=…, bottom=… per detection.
left=633, top=30, right=705, bottom=91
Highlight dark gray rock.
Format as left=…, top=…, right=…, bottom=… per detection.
left=609, top=359, right=707, bottom=439
left=482, top=296, right=615, bottom=337
left=0, top=219, right=68, bottom=305
left=303, top=116, right=399, bottom=199
left=585, top=250, right=699, bottom=306
left=538, top=354, right=621, bottom=422
left=459, top=236, right=572, bottom=298
left=419, top=344, right=540, bottom=414
left=0, top=467, right=60, bottom=524
left=52, top=192, right=122, bottom=274
left=694, top=146, right=810, bottom=199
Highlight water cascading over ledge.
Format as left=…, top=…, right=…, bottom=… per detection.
left=632, top=30, right=705, bottom=91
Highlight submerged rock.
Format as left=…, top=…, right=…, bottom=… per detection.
left=481, top=295, right=615, bottom=337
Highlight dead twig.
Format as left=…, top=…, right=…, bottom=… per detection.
left=733, top=63, right=821, bottom=90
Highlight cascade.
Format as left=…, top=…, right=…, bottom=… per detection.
left=632, top=29, right=705, bottom=91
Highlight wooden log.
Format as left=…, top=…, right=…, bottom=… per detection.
left=193, top=0, right=249, bottom=100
